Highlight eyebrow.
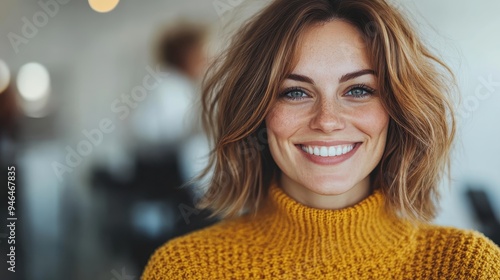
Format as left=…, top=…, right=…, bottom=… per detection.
left=286, top=69, right=377, bottom=85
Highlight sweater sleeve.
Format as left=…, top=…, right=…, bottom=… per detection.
left=464, top=231, right=500, bottom=279
left=416, top=226, right=500, bottom=279
left=141, top=243, right=171, bottom=280
left=141, top=221, right=231, bottom=279
left=141, top=240, right=189, bottom=280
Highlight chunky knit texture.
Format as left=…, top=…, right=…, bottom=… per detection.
left=142, top=181, right=500, bottom=279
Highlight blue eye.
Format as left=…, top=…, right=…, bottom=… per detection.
left=345, top=84, right=376, bottom=99
left=280, top=87, right=309, bottom=101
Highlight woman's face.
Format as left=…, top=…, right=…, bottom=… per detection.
left=265, top=20, right=390, bottom=209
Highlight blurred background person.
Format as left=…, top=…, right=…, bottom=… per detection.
left=131, top=20, right=212, bottom=190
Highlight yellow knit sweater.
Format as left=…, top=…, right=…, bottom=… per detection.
left=142, top=181, right=500, bottom=279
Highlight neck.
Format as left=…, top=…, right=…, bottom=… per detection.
left=279, top=173, right=373, bottom=210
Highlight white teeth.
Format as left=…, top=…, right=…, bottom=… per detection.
left=328, top=146, right=336, bottom=156
left=301, top=144, right=355, bottom=157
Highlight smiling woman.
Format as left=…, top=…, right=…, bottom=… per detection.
left=141, top=0, right=500, bottom=279
left=266, top=21, right=389, bottom=210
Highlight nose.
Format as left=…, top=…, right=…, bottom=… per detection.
left=309, top=100, right=345, bottom=133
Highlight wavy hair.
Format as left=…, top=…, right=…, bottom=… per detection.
left=188, top=0, right=456, bottom=222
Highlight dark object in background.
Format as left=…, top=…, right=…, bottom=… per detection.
left=0, top=85, right=19, bottom=137
left=92, top=150, right=218, bottom=271
left=465, top=188, right=500, bottom=246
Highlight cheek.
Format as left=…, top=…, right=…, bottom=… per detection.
left=350, top=102, right=390, bottom=137
left=265, top=103, right=301, bottom=139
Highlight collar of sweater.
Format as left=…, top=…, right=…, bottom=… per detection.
left=250, top=179, right=419, bottom=257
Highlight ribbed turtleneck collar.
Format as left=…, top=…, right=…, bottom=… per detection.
left=253, top=179, right=418, bottom=258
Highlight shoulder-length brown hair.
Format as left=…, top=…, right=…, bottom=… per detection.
left=189, top=0, right=456, bottom=222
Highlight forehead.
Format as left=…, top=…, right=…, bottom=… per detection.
left=292, top=20, right=372, bottom=78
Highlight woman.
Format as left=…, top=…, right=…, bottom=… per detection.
left=142, top=0, right=500, bottom=278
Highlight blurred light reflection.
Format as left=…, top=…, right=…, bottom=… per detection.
left=88, top=0, right=120, bottom=13
left=16, top=62, right=51, bottom=118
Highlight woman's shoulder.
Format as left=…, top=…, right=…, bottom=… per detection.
left=413, top=223, right=500, bottom=278
left=416, top=223, right=499, bottom=249
left=140, top=216, right=254, bottom=279
left=155, top=217, right=247, bottom=250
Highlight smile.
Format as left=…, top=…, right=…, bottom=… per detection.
left=300, top=144, right=355, bottom=157
left=296, top=142, right=362, bottom=166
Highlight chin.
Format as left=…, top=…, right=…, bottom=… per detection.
left=303, top=179, right=356, bottom=196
